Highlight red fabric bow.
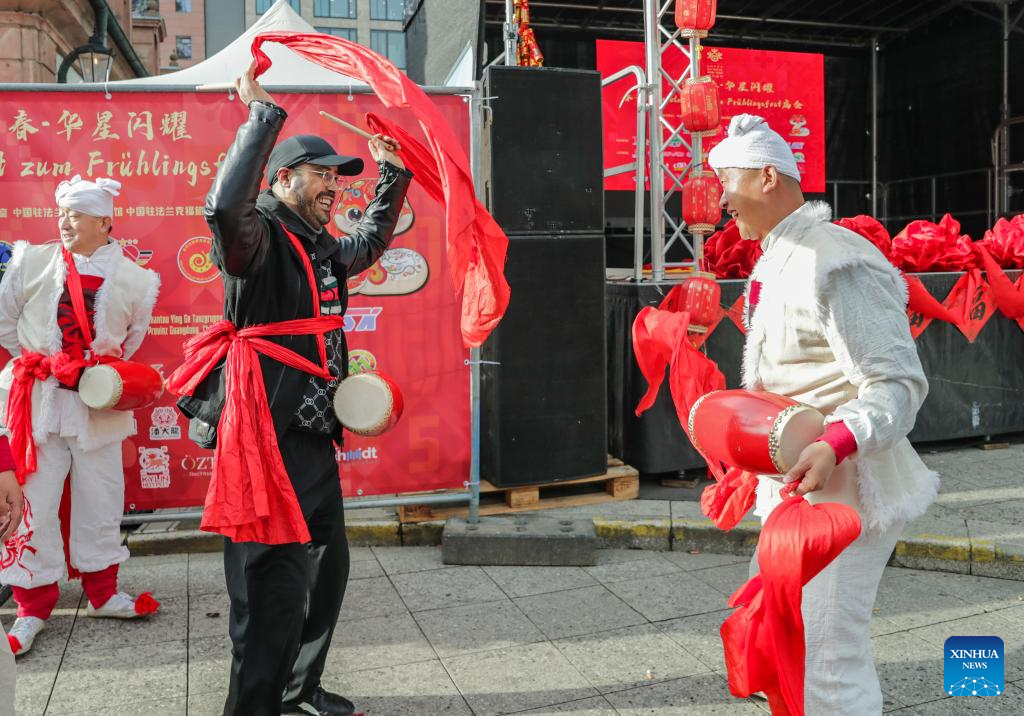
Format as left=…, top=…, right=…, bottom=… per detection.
left=249, top=32, right=510, bottom=348
left=834, top=215, right=892, bottom=261
left=721, top=484, right=862, bottom=716
left=890, top=214, right=976, bottom=272
left=6, top=351, right=90, bottom=484
left=977, top=214, right=1024, bottom=269
left=704, top=220, right=762, bottom=279
left=166, top=316, right=343, bottom=545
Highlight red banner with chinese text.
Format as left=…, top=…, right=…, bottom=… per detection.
left=596, top=40, right=825, bottom=193
left=0, top=90, right=471, bottom=510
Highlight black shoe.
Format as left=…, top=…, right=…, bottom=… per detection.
left=282, top=686, right=357, bottom=716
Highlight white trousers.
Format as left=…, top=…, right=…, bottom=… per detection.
left=0, top=435, right=128, bottom=589
left=0, top=620, right=13, bottom=716
left=751, top=515, right=903, bottom=716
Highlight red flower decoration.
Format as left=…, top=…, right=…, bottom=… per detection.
left=834, top=215, right=893, bottom=262
left=977, top=214, right=1024, bottom=269
left=704, top=220, right=762, bottom=279
left=889, top=214, right=976, bottom=272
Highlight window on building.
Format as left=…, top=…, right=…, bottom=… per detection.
left=131, top=0, right=158, bottom=17
left=370, top=30, right=405, bottom=69
left=176, top=0, right=191, bottom=12
left=176, top=36, right=193, bottom=60
left=315, top=26, right=358, bottom=41
left=258, top=0, right=301, bottom=13
left=371, top=0, right=405, bottom=21
left=314, top=0, right=356, bottom=18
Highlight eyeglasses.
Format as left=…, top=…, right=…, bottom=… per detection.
left=305, top=169, right=348, bottom=189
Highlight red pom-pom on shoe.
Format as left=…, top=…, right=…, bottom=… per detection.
left=7, top=635, right=22, bottom=654
left=133, top=592, right=160, bottom=616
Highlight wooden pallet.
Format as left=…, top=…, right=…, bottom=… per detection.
left=397, top=458, right=638, bottom=523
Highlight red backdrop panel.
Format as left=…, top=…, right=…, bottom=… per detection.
left=0, top=90, right=471, bottom=510
left=597, top=40, right=826, bottom=193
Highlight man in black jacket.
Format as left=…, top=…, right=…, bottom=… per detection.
left=177, top=65, right=412, bottom=716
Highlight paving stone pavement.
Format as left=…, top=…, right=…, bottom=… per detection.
left=4, top=545, right=1024, bottom=715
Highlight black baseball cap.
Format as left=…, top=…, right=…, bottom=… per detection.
left=266, top=134, right=364, bottom=185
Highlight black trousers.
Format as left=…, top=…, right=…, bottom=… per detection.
left=221, top=430, right=350, bottom=716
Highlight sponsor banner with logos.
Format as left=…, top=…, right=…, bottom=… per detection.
left=0, top=91, right=472, bottom=510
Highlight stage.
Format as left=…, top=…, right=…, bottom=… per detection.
left=607, top=272, right=1024, bottom=474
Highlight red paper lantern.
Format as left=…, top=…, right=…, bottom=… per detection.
left=678, top=271, right=722, bottom=333
left=680, top=76, right=721, bottom=135
left=683, top=175, right=723, bottom=235
left=675, top=0, right=717, bottom=38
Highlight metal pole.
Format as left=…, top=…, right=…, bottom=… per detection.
left=504, top=0, right=519, bottom=66
left=1002, top=1, right=1011, bottom=214
left=468, top=83, right=486, bottom=524
left=871, top=36, right=879, bottom=218
left=689, top=35, right=705, bottom=270
left=644, top=0, right=665, bottom=281
left=634, top=79, right=648, bottom=283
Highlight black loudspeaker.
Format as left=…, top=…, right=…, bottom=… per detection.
left=481, top=234, right=607, bottom=486
left=485, top=66, right=604, bottom=234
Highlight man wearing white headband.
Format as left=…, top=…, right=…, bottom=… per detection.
left=0, top=175, right=161, bottom=657
left=710, top=115, right=938, bottom=714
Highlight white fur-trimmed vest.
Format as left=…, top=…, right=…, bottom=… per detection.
left=0, top=241, right=160, bottom=450
left=744, top=202, right=938, bottom=531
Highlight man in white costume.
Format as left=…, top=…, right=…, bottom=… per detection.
left=0, top=176, right=161, bottom=657
left=708, top=115, right=939, bottom=714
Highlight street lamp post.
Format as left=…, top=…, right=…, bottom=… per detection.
left=57, top=4, right=116, bottom=84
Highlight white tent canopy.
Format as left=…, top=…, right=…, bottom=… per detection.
left=112, top=0, right=365, bottom=87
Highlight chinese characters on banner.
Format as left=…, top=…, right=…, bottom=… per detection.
left=596, top=40, right=825, bottom=193
left=0, top=91, right=471, bottom=511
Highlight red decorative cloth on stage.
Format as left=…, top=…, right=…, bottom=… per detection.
left=249, top=31, right=510, bottom=349
left=167, top=227, right=343, bottom=545
left=704, top=220, right=761, bottom=279
left=977, top=214, right=1024, bottom=269
left=890, top=214, right=976, bottom=272
left=834, top=215, right=892, bottom=261
left=721, top=483, right=862, bottom=716
left=6, top=249, right=106, bottom=484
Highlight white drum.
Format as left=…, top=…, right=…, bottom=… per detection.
left=332, top=371, right=404, bottom=437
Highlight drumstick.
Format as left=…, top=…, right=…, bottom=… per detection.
left=319, top=111, right=399, bottom=151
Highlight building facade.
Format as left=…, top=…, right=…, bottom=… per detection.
left=245, top=0, right=407, bottom=69
left=0, top=0, right=161, bottom=83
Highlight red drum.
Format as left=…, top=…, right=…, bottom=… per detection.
left=687, top=389, right=825, bottom=474
left=332, top=371, right=404, bottom=437
left=78, top=360, right=165, bottom=411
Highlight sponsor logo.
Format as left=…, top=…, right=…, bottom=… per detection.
left=945, top=636, right=1004, bottom=696
left=117, top=238, right=154, bottom=267
left=177, top=236, right=219, bottom=283
left=336, top=446, right=379, bottom=463
left=149, top=406, right=181, bottom=440
left=0, top=241, right=13, bottom=272
left=347, top=349, right=377, bottom=376
left=343, top=307, right=382, bottom=333
left=139, top=446, right=171, bottom=489
left=180, top=454, right=215, bottom=476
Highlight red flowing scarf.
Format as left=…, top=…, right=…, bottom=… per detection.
left=7, top=248, right=99, bottom=484
left=166, top=228, right=341, bottom=544
left=721, top=483, right=862, bottom=715
left=249, top=32, right=510, bottom=348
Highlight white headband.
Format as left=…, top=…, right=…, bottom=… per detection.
left=55, top=175, right=121, bottom=218
left=708, top=114, right=801, bottom=183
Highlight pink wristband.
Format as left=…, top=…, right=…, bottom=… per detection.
left=816, top=421, right=858, bottom=464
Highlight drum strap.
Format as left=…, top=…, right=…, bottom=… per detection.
left=166, top=315, right=343, bottom=545
left=61, top=247, right=95, bottom=353
left=279, top=225, right=329, bottom=375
